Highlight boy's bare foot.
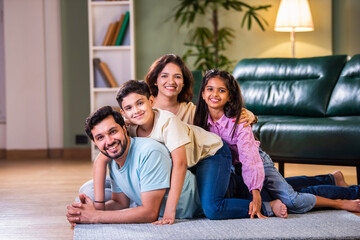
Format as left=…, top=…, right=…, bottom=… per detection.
left=337, top=199, right=360, bottom=212
left=270, top=199, right=288, bottom=218
left=332, top=171, right=349, bottom=187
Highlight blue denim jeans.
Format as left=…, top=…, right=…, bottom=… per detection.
left=190, top=141, right=270, bottom=219
left=286, top=174, right=360, bottom=200
left=260, top=148, right=317, bottom=214
left=228, top=169, right=275, bottom=217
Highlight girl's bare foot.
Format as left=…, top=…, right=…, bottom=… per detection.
left=332, top=171, right=349, bottom=187
left=337, top=199, right=360, bottom=212
left=270, top=199, right=288, bottom=218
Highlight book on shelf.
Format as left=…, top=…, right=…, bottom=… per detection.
left=93, top=58, right=111, bottom=87
left=99, top=61, right=118, bottom=88
left=108, top=21, right=120, bottom=45
left=115, top=11, right=130, bottom=46
left=110, top=14, right=125, bottom=45
left=93, top=58, right=118, bottom=88
left=102, top=22, right=116, bottom=46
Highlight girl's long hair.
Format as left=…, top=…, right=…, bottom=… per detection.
left=194, top=69, right=244, bottom=139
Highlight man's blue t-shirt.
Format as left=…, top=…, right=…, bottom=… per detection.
left=108, top=137, right=203, bottom=219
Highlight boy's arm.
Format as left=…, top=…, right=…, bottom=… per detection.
left=93, top=152, right=111, bottom=210
left=66, top=190, right=166, bottom=225
left=153, top=145, right=187, bottom=225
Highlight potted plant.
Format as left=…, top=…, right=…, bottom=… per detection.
left=173, top=0, right=271, bottom=72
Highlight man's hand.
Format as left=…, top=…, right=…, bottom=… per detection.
left=239, top=108, right=257, bottom=127
left=249, top=190, right=267, bottom=219
left=66, top=194, right=98, bottom=226
left=152, top=208, right=175, bottom=225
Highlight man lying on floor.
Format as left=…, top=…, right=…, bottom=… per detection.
left=66, top=106, right=204, bottom=225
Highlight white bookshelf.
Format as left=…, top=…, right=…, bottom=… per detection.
left=88, top=0, right=135, bottom=160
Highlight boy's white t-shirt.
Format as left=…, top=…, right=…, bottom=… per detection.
left=127, top=108, right=223, bottom=167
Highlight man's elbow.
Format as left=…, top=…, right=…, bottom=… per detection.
left=149, top=213, right=159, bottom=222
left=143, top=210, right=160, bottom=223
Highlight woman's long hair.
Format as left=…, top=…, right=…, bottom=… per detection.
left=194, top=69, right=244, bottom=139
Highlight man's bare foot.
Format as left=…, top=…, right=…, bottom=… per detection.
left=270, top=199, right=288, bottom=218
left=337, top=199, right=360, bottom=212
left=332, top=171, right=349, bottom=187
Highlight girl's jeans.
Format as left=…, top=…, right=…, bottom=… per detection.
left=189, top=141, right=270, bottom=219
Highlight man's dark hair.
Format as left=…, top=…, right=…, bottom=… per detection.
left=84, top=106, right=125, bottom=141
left=116, top=80, right=151, bottom=109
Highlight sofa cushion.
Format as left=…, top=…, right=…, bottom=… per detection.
left=253, top=115, right=302, bottom=140
left=327, top=54, right=360, bottom=116
left=233, top=55, right=347, bottom=117
left=258, top=116, right=360, bottom=160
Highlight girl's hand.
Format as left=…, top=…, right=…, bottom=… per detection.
left=152, top=209, right=175, bottom=225
left=249, top=189, right=267, bottom=219
left=239, top=108, right=258, bottom=127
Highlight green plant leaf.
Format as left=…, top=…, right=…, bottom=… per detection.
left=173, top=0, right=272, bottom=71
left=190, top=27, right=213, bottom=45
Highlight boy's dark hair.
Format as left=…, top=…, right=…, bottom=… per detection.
left=116, top=80, right=151, bottom=109
left=194, top=69, right=244, bottom=139
left=85, top=106, right=125, bottom=141
left=145, top=54, right=194, bottom=103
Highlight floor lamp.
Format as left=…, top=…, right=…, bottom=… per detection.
left=274, top=0, right=314, bottom=58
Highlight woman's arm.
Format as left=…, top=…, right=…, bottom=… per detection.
left=153, top=145, right=188, bottom=225
left=93, top=152, right=111, bottom=210
left=239, top=108, right=258, bottom=127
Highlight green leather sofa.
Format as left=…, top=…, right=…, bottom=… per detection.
left=233, top=54, right=360, bottom=183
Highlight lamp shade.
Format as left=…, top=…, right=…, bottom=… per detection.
left=275, top=0, right=314, bottom=32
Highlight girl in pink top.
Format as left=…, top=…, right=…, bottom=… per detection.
left=194, top=69, right=360, bottom=216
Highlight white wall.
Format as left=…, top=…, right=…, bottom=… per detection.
left=44, top=0, right=63, bottom=149
left=0, top=0, right=4, bottom=122
left=0, top=0, right=5, bottom=149
left=2, top=0, right=62, bottom=150
left=0, top=124, right=5, bottom=148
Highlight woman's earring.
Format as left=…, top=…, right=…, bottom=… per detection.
left=154, top=83, right=157, bottom=86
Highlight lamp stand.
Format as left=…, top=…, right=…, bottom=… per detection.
left=290, top=30, right=296, bottom=58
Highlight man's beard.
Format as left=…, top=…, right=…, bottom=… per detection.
left=100, top=135, right=128, bottom=160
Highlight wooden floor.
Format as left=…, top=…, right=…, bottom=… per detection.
left=0, top=159, right=358, bottom=240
